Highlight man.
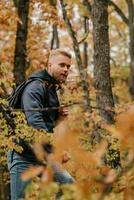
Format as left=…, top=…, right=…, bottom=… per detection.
left=7, top=49, right=75, bottom=200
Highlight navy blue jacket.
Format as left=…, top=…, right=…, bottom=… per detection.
left=21, top=70, right=60, bottom=133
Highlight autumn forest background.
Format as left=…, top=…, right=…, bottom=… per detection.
left=1, top=0, right=134, bottom=199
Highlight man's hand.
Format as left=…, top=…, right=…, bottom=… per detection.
left=58, top=105, right=69, bottom=117
left=62, top=151, right=71, bottom=163
left=54, top=105, right=69, bottom=132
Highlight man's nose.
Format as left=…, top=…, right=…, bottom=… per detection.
left=64, top=65, right=69, bottom=72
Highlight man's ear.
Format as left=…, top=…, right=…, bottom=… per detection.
left=47, top=63, right=51, bottom=70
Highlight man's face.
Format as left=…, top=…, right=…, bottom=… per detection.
left=48, top=54, right=71, bottom=83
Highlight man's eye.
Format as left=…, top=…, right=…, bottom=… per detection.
left=60, top=63, right=65, bottom=67
left=67, top=65, right=70, bottom=69
left=59, top=63, right=70, bottom=69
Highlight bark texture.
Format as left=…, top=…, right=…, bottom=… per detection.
left=92, top=0, right=115, bottom=123
left=13, top=0, right=30, bottom=85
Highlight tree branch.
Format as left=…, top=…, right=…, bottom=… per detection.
left=78, top=29, right=89, bottom=44
left=82, top=0, right=92, bottom=14
left=59, top=0, right=91, bottom=113
left=109, top=0, right=129, bottom=26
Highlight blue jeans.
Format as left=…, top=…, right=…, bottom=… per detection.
left=7, top=150, right=75, bottom=200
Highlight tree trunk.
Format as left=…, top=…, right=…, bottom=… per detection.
left=83, top=17, right=89, bottom=69
left=92, top=0, right=115, bottom=124
left=50, top=0, right=60, bottom=49
left=127, top=0, right=134, bottom=100
left=59, top=0, right=91, bottom=113
left=109, top=0, right=134, bottom=100
left=51, top=24, right=60, bottom=49
left=13, top=0, right=30, bottom=85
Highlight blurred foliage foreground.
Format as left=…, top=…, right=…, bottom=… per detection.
left=1, top=66, right=134, bottom=200
left=1, top=99, right=134, bottom=200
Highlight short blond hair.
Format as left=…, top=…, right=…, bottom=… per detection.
left=49, top=49, right=72, bottom=60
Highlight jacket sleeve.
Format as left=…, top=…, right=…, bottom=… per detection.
left=21, top=81, right=49, bottom=132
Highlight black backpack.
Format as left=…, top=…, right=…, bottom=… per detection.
left=8, top=78, right=46, bottom=109
left=7, top=78, right=53, bottom=157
